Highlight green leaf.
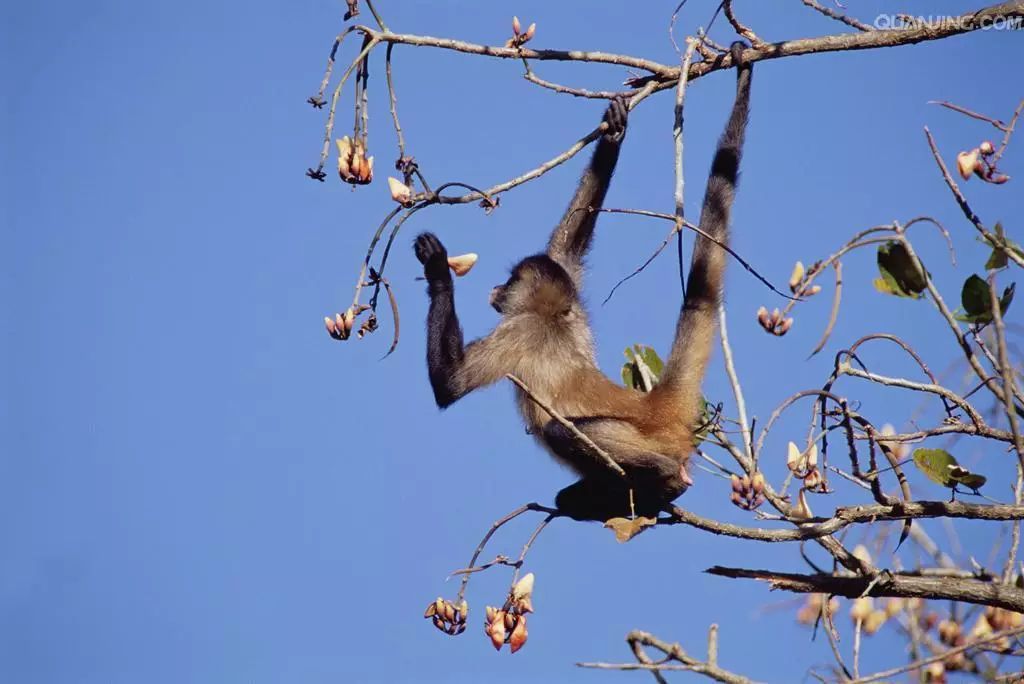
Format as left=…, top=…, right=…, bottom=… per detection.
left=983, top=222, right=1022, bottom=270
left=912, top=448, right=986, bottom=492
left=953, top=275, right=1015, bottom=324
left=875, top=241, right=926, bottom=299
left=621, top=345, right=664, bottom=391
left=913, top=448, right=958, bottom=487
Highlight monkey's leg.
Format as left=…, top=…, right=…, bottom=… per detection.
left=544, top=419, right=689, bottom=520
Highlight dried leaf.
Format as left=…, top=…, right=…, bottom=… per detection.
left=604, top=516, right=657, bottom=543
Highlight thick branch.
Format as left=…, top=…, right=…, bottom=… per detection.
left=355, top=2, right=1023, bottom=98
left=663, top=501, right=1024, bottom=542
left=706, top=566, right=1024, bottom=612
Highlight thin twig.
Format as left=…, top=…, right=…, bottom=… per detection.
left=594, top=209, right=793, bottom=304
left=454, top=502, right=558, bottom=603
left=800, top=0, right=874, bottom=31
left=848, top=626, right=1024, bottom=684
left=719, top=303, right=753, bottom=462
left=505, top=373, right=626, bottom=478
left=988, top=271, right=1024, bottom=470
left=384, top=44, right=406, bottom=160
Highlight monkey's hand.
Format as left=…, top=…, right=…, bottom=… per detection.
left=601, top=95, right=628, bottom=144
left=414, top=232, right=452, bottom=286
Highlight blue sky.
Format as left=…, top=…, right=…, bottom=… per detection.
left=3, top=1, right=1022, bottom=682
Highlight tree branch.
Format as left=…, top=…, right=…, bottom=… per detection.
left=706, top=566, right=1024, bottom=612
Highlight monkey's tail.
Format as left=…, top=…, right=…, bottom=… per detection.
left=652, top=43, right=752, bottom=427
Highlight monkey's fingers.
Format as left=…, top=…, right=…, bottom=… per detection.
left=413, top=232, right=448, bottom=265
left=602, top=96, right=628, bottom=141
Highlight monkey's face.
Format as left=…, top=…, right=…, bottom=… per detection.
left=491, top=255, right=576, bottom=318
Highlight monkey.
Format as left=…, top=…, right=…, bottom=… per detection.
left=413, top=43, right=753, bottom=521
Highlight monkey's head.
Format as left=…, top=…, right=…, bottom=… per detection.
left=490, top=255, right=577, bottom=318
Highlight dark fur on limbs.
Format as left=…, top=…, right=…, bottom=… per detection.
left=414, top=48, right=753, bottom=522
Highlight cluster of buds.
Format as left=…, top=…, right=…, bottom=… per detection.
left=484, top=573, right=534, bottom=653
left=850, top=597, right=888, bottom=635
left=964, top=605, right=1024, bottom=651
left=984, top=605, right=1024, bottom=632
left=787, top=442, right=826, bottom=492
left=506, top=16, right=536, bottom=48
left=424, top=597, right=468, bottom=636
left=729, top=472, right=765, bottom=510
left=324, top=304, right=372, bottom=341
left=787, top=261, right=822, bottom=297
left=336, top=136, right=374, bottom=185
left=795, top=594, right=840, bottom=625
left=957, top=142, right=1010, bottom=185
left=757, top=306, right=793, bottom=336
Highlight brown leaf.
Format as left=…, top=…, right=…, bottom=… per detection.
left=604, top=516, right=657, bottom=543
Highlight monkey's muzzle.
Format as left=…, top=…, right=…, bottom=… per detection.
left=489, top=285, right=506, bottom=314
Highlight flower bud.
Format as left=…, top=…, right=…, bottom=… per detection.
left=864, top=610, right=887, bottom=635
left=957, top=149, right=980, bottom=180
left=447, top=253, right=479, bottom=277
left=979, top=140, right=995, bottom=155
left=336, top=137, right=354, bottom=181
left=523, top=23, right=536, bottom=42
left=757, top=305, right=771, bottom=330
left=387, top=176, right=413, bottom=206
left=850, top=597, right=873, bottom=623
left=792, top=489, right=813, bottom=519
left=485, top=611, right=506, bottom=651
left=937, top=619, right=960, bottom=645
left=512, top=15, right=521, bottom=35
left=442, top=600, right=455, bottom=623
left=787, top=442, right=804, bottom=473
left=509, top=614, right=528, bottom=653
left=788, top=261, right=805, bottom=292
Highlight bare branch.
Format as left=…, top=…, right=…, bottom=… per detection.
left=706, top=565, right=1024, bottom=612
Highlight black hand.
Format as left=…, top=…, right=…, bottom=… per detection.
left=414, top=232, right=452, bottom=284
left=602, top=95, right=628, bottom=143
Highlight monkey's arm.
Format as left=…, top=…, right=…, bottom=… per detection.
left=415, top=232, right=511, bottom=407
left=546, top=97, right=628, bottom=287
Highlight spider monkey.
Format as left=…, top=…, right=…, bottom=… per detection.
left=413, top=43, right=753, bottom=521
